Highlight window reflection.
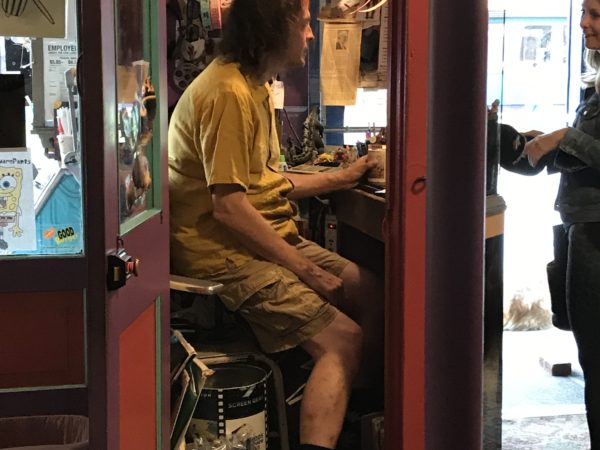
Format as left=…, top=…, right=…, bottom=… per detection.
left=116, top=0, right=156, bottom=223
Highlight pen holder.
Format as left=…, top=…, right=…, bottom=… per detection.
left=57, top=134, right=76, bottom=165
left=367, top=145, right=386, bottom=187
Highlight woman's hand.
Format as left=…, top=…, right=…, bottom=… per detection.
left=523, top=128, right=567, bottom=167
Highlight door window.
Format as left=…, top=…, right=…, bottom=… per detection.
left=115, top=0, right=159, bottom=229
left=0, top=0, right=83, bottom=256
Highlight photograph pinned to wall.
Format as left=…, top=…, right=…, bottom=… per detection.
left=0, top=0, right=66, bottom=38
left=335, top=30, right=349, bottom=50
left=0, top=149, right=36, bottom=252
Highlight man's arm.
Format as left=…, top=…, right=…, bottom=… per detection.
left=211, top=184, right=344, bottom=303
left=282, top=155, right=373, bottom=200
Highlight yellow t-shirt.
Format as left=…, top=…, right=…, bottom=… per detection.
left=168, top=60, right=299, bottom=279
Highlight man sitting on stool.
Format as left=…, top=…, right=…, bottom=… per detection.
left=168, top=1, right=383, bottom=449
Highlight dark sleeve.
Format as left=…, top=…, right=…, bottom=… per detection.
left=556, top=127, right=600, bottom=172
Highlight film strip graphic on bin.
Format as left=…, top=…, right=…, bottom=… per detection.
left=214, top=379, right=269, bottom=449
left=193, top=364, right=270, bottom=450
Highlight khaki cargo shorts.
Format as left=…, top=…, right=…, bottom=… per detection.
left=212, top=238, right=351, bottom=353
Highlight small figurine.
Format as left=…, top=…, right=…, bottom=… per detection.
left=288, top=106, right=325, bottom=166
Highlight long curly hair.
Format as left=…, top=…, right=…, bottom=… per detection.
left=219, top=0, right=304, bottom=77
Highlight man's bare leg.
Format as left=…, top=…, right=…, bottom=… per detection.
left=299, top=312, right=362, bottom=449
left=338, top=262, right=384, bottom=387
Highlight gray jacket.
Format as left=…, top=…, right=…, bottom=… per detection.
left=498, top=90, right=600, bottom=225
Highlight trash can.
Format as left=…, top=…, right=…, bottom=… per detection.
left=0, top=415, right=88, bottom=450
left=189, top=363, right=269, bottom=450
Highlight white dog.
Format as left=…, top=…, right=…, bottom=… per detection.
left=503, top=289, right=552, bottom=331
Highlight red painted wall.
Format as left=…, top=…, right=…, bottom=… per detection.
left=0, top=291, right=85, bottom=389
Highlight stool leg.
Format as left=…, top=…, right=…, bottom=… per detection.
left=252, top=354, right=290, bottom=450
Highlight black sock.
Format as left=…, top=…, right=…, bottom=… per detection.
left=299, top=445, right=333, bottom=450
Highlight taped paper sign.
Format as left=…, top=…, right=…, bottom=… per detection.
left=43, top=38, right=78, bottom=123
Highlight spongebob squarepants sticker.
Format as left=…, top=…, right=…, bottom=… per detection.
left=0, top=150, right=35, bottom=252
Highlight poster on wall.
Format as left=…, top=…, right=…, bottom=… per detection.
left=42, top=38, right=78, bottom=123
left=0, top=0, right=66, bottom=38
left=0, top=149, right=36, bottom=253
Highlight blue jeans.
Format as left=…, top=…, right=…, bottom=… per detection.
left=568, top=222, right=600, bottom=448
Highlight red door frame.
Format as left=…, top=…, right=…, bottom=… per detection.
left=385, top=0, right=429, bottom=447
left=385, top=1, right=487, bottom=449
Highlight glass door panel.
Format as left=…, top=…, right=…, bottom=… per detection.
left=115, top=0, right=158, bottom=228
left=0, top=0, right=84, bottom=256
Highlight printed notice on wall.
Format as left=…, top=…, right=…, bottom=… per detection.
left=0, top=0, right=66, bottom=38
left=320, top=22, right=362, bottom=106
left=0, top=149, right=36, bottom=253
left=43, top=39, right=78, bottom=123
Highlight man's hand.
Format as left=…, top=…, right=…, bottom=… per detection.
left=283, top=155, right=377, bottom=199
left=300, top=265, right=345, bottom=305
left=336, top=155, right=376, bottom=190
left=212, top=185, right=346, bottom=304
left=523, top=128, right=567, bottom=167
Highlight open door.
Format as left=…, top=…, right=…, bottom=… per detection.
left=1, top=0, right=169, bottom=448
left=83, top=0, right=170, bottom=448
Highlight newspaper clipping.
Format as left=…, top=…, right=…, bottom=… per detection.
left=320, top=22, right=362, bottom=105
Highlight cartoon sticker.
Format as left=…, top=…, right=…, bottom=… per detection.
left=0, top=150, right=36, bottom=252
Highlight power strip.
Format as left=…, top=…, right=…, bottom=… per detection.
left=324, top=214, right=338, bottom=253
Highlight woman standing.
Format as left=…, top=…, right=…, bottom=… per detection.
left=521, top=1, right=600, bottom=446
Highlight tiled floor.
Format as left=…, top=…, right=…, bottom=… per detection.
left=502, top=328, right=590, bottom=449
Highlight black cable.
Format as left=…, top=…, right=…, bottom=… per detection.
left=282, top=107, right=303, bottom=147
